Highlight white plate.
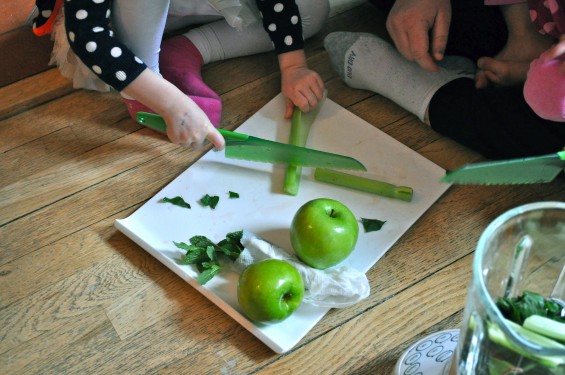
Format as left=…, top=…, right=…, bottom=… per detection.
left=115, top=94, right=451, bottom=353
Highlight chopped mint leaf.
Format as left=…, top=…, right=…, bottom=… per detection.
left=360, top=218, right=386, bottom=233
left=189, top=235, right=216, bottom=248
left=160, top=196, right=191, bottom=209
left=496, top=291, right=565, bottom=324
left=174, top=231, right=244, bottom=285
left=197, top=264, right=221, bottom=285
left=228, top=191, right=239, bottom=198
left=200, top=194, right=220, bottom=209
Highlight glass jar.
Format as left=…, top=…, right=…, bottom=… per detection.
left=448, top=202, right=565, bottom=375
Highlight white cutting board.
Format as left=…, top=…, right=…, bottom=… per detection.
left=115, top=94, right=450, bottom=353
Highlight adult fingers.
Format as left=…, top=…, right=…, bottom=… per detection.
left=407, top=24, right=438, bottom=71
left=388, top=26, right=412, bottom=61
left=431, top=8, right=450, bottom=61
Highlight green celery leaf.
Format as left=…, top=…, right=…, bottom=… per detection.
left=360, top=218, right=386, bottom=233
left=228, top=191, right=239, bottom=198
left=160, top=196, right=191, bottom=209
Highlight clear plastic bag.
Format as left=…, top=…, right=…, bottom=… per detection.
left=228, top=231, right=371, bottom=308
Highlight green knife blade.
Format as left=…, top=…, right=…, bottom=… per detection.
left=441, top=151, right=565, bottom=185
left=135, top=112, right=366, bottom=171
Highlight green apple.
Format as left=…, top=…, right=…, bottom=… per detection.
left=237, top=259, right=304, bottom=323
left=290, top=198, right=359, bottom=269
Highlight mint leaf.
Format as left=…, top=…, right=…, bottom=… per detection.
left=228, top=191, right=239, bottom=198
left=197, top=264, right=221, bottom=285
left=160, top=196, right=191, bottom=209
left=176, top=231, right=244, bottom=285
left=206, top=245, right=216, bottom=262
left=360, top=218, right=386, bottom=233
left=496, top=291, right=565, bottom=324
left=189, top=235, right=215, bottom=248
left=200, top=194, right=220, bottom=209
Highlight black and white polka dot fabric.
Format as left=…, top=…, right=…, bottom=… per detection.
left=63, top=0, right=304, bottom=92
left=255, top=0, right=304, bottom=54
left=63, top=0, right=147, bottom=92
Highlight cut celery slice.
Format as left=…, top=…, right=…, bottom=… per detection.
left=314, top=168, right=413, bottom=202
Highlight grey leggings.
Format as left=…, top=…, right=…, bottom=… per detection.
left=111, top=0, right=329, bottom=73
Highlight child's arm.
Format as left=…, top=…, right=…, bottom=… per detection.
left=255, top=0, right=325, bottom=117
left=62, top=0, right=223, bottom=148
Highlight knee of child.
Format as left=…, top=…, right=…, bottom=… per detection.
left=297, top=0, right=330, bottom=39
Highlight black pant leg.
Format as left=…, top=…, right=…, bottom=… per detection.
left=429, top=78, right=565, bottom=159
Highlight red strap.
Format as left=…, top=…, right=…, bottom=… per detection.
left=33, top=0, right=64, bottom=36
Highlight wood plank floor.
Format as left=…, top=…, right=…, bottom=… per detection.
left=1, top=3, right=563, bottom=374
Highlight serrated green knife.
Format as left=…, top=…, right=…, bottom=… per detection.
left=136, top=112, right=366, bottom=171
left=441, top=151, right=565, bottom=185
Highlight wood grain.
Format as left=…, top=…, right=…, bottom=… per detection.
left=1, top=3, right=563, bottom=374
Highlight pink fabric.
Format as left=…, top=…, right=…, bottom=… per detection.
left=525, top=0, right=565, bottom=122
left=529, top=0, right=565, bottom=39
left=159, top=35, right=222, bottom=127
left=484, top=0, right=524, bottom=5
left=524, top=51, right=565, bottom=122
left=122, top=98, right=159, bottom=127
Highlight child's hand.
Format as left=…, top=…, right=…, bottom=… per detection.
left=162, top=99, right=224, bottom=150
left=123, top=69, right=225, bottom=150
left=278, top=50, right=325, bottom=119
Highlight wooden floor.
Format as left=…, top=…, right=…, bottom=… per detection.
left=1, top=3, right=564, bottom=374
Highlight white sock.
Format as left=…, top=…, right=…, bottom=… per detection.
left=324, top=32, right=475, bottom=122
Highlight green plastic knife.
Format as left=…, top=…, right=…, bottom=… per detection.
left=135, top=112, right=366, bottom=171
left=441, top=151, right=565, bottom=185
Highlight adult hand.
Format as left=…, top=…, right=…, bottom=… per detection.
left=278, top=50, right=325, bottom=119
left=386, top=0, right=452, bottom=72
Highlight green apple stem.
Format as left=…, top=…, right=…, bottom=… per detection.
left=314, top=168, right=414, bottom=202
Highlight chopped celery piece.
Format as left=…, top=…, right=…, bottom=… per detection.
left=314, top=168, right=413, bottom=202
left=283, top=92, right=327, bottom=196
left=487, top=318, right=565, bottom=368
left=524, top=315, right=565, bottom=343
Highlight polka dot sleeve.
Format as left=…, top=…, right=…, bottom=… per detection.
left=255, top=0, right=304, bottom=54
left=63, top=0, right=147, bottom=92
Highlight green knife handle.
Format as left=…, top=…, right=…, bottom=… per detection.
left=135, top=112, right=249, bottom=142
left=559, top=150, right=565, bottom=161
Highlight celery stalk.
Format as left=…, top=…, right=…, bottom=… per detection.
left=283, top=92, right=326, bottom=195
left=314, top=168, right=413, bottom=202
left=524, top=315, right=565, bottom=343
left=486, top=318, right=565, bottom=368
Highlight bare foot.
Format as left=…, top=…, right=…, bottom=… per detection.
left=475, top=58, right=531, bottom=88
